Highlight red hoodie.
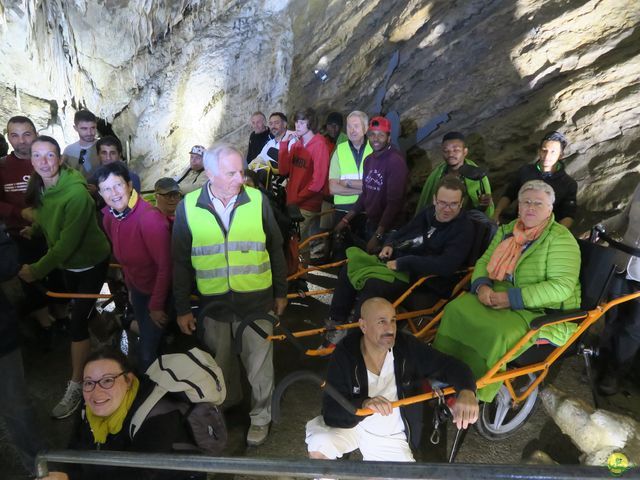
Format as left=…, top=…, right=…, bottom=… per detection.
left=0, top=153, right=33, bottom=235
left=279, top=133, right=331, bottom=212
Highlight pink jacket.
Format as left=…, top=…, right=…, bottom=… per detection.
left=102, top=199, right=172, bottom=311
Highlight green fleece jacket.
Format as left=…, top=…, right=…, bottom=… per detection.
left=30, top=168, right=110, bottom=279
left=416, top=158, right=494, bottom=217
left=471, top=215, right=581, bottom=311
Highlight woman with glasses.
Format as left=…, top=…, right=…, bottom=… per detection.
left=433, top=180, right=581, bottom=401
left=18, top=136, right=111, bottom=420
left=95, top=162, right=172, bottom=371
left=41, top=347, right=202, bottom=480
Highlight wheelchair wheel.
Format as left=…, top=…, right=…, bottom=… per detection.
left=475, top=373, right=539, bottom=440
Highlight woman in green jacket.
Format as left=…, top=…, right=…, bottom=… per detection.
left=433, top=180, right=581, bottom=401
left=18, top=136, right=111, bottom=419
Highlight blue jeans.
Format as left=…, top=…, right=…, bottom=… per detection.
left=129, top=288, right=165, bottom=371
left=0, top=348, right=47, bottom=475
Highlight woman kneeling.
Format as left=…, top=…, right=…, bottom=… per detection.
left=42, top=348, right=203, bottom=480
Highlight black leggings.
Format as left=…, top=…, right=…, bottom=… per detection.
left=62, top=258, right=109, bottom=342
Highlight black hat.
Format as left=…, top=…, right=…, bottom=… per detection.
left=154, top=177, right=181, bottom=194
left=326, top=112, right=343, bottom=127
left=442, top=131, right=465, bottom=143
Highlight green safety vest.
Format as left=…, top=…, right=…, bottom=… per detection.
left=334, top=141, right=372, bottom=205
left=184, top=186, right=272, bottom=295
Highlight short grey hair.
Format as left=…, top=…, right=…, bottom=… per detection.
left=346, top=111, right=369, bottom=132
left=518, top=180, right=555, bottom=205
left=202, top=143, right=243, bottom=174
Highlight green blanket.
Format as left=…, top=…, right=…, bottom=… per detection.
left=346, top=247, right=409, bottom=290
left=433, top=283, right=577, bottom=402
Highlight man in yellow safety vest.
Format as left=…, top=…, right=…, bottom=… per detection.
left=172, top=143, right=288, bottom=447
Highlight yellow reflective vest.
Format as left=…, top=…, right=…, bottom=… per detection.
left=334, top=141, right=372, bottom=206
left=184, top=186, right=272, bottom=295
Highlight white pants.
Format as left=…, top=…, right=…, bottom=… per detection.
left=305, top=416, right=415, bottom=462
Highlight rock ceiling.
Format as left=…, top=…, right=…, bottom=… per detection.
left=1, top=0, right=639, bottom=226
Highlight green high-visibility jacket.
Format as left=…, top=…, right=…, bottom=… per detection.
left=184, top=186, right=271, bottom=295
left=333, top=141, right=372, bottom=206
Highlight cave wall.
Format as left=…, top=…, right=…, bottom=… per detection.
left=0, top=0, right=292, bottom=183
left=286, top=0, right=640, bottom=226
left=1, top=0, right=639, bottom=224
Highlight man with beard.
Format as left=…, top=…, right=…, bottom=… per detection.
left=306, top=297, right=478, bottom=462
left=323, top=177, right=473, bottom=349
left=248, top=112, right=294, bottom=194
left=63, top=110, right=100, bottom=178
left=334, top=116, right=408, bottom=254
left=416, top=132, right=493, bottom=217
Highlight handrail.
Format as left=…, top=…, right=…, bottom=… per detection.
left=35, top=451, right=630, bottom=479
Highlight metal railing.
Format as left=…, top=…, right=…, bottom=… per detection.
left=35, top=451, right=638, bottom=479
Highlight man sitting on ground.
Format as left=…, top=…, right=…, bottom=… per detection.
left=492, top=131, right=577, bottom=228
left=416, top=131, right=493, bottom=218
left=176, top=145, right=207, bottom=194
left=324, top=177, right=474, bottom=348
left=306, top=297, right=478, bottom=462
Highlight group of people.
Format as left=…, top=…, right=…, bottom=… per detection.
left=0, top=103, right=638, bottom=478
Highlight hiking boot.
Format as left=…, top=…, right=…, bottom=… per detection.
left=246, top=423, right=270, bottom=446
left=51, top=381, right=83, bottom=419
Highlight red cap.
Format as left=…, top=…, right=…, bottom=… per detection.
left=368, top=116, right=391, bottom=133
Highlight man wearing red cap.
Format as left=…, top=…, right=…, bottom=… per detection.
left=335, top=116, right=408, bottom=254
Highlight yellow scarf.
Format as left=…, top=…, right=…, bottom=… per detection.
left=128, top=188, right=139, bottom=209
left=86, top=376, right=140, bottom=444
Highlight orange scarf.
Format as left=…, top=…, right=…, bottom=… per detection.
left=486, top=217, right=550, bottom=281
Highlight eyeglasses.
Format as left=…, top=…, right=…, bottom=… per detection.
left=518, top=199, right=549, bottom=210
left=100, top=182, right=128, bottom=196
left=435, top=200, right=461, bottom=210
left=82, top=372, right=126, bottom=392
left=157, top=191, right=182, bottom=200
left=78, top=149, right=87, bottom=165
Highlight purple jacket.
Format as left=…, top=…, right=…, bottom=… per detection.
left=102, top=198, right=172, bottom=311
left=351, top=144, right=408, bottom=231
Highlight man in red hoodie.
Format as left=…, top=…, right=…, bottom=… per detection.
left=278, top=108, right=332, bottom=243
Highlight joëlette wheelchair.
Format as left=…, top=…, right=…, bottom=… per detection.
left=270, top=233, right=640, bottom=460
left=237, top=217, right=495, bottom=357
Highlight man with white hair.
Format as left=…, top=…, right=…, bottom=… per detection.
left=172, top=143, right=288, bottom=446
left=328, top=111, right=372, bottom=239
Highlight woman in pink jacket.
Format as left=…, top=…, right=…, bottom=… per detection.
left=96, top=162, right=172, bottom=370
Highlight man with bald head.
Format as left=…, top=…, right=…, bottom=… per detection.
left=306, top=297, right=478, bottom=462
